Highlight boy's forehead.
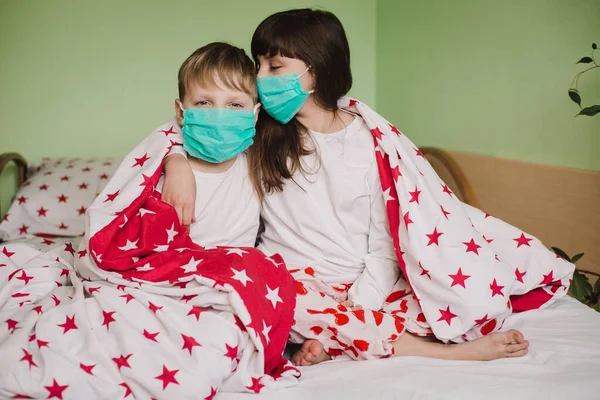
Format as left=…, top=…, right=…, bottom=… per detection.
left=187, top=80, right=254, bottom=100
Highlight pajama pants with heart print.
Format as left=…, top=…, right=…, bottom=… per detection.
left=289, top=267, right=433, bottom=360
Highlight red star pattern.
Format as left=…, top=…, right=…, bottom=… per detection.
left=2, top=247, right=15, bottom=257
left=490, top=279, right=505, bottom=297
left=370, top=127, right=383, bottom=140
left=160, top=126, right=176, bottom=136
left=80, top=363, right=95, bottom=375
left=112, top=353, right=133, bottom=370
left=143, top=329, right=159, bottom=342
left=225, top=344, right=238, bottom=360
left=246, top=377, right=264, bottom=393
left=39, top=184, right=49, bottom=191
left=17, top=196, right=27, bottom=204
left=187, top=305, right=206, bottom=321
left=389, top=124, right=401, bottom=135
left=437, top=306, right=457, bottom=326
left=204, top=387, right=218, bottom=400
left=0, top=114, right=573, bottom=396
left=403, top=211, right=414, bottom=230
left=155, top=365, right=179, bottom=389
left=16, top=271, right=33, bottom=285
left=148, top=302, right=163, bottom=314
left=181, top=334, right=201, bottom=355
left=513, top=233, right=533, bottom=248
left=418, top=262, right=431, bottom=280
left=133, top=153, right=151, bottom=167
left=64, top=242, right=75, bottom=255
left=449, top=268, right=471, bottom=288
left=425, top=227, right=443, bottom=246
left=44, top=379, right=69, bottom=399
left=463, top=239, right=481, bottom=255
left=440, top=205, right=451, bottom=219
left=408, top=187, right=421, bottom=204
left=57, top=315, right=77, bottom=333
left=20, top=349, right=38, bottom=369
left=120, top=382, right=132, bottom=397
left=120, top=294, right=134, bottom=303
left=541, top=270, right=555, bottom=285
left=104, top=190, right=120, bottom=203
left=102, top=311, right=116, bottom=330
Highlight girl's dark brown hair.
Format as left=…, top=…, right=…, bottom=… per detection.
left=248, top=9, right=352, bottom=198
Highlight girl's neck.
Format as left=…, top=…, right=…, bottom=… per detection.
left=295, top=98, right=354, bottom=134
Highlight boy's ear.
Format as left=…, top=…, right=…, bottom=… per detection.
left=175, top=99, right=184, bottom=125
left=253, top=103, right=262, bottom=124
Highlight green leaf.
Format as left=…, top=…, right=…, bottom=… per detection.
left=577, top=105, right=600, bottom=116
left=551, top=247, right=571, bottom=262
left=571, top=253, right=585, bottom=263
left=593, top=43, right=597, bottom=50
left=569, top=270, right=593, bottom=300
left=594, top=277, right=600, bottom=295
left=594, top=302, right=600, bottom=313
left=577, top=57, right=593, bottom=63
left=568, top=89, right=582, bottom=107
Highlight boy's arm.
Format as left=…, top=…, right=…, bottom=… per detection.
left=162, top=148, right=197, bottom=228
left=347, top=161, right=400, bottom=311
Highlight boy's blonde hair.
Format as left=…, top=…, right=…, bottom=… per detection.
left=178, top=42, right=257, bottom=102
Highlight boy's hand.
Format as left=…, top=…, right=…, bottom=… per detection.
left=162, top=154, right=196, bottom=229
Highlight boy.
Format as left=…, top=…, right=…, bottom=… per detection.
left=160, top=42, right=261, bottom=248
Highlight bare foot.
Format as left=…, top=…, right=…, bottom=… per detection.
left=291, top=339, right=332, bottom=366
left=392, top=329, right=529, bottom=361
left=457, top=329, right=529, bottom=361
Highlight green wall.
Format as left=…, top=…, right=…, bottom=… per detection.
left=377, top=0, right=599, bottom=171
left=0, top=0, right=376, bottom=215
left=1, top=0, right=599, bottom=215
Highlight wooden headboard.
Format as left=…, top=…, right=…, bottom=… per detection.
left=448, top=151, right=600, bottom=276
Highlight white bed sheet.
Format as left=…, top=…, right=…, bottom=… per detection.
left=219, top=297, right=600, bottom=400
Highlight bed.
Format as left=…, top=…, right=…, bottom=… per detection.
left=1, top=150, right=599, bottom=400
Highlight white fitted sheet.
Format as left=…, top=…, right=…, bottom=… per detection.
left=219, top=296, right=600, bottom=400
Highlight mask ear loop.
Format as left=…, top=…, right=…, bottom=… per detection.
left=299, top=66, right=315, bottom=94
left=253, top=103, right=262, bottom=115
left=178, top=99, right=185, bottom=112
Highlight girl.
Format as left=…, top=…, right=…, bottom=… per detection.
left=163, top=9, right=531, bottom=366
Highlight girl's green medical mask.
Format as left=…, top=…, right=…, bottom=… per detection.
left=257, top=66, right=314, bottom=124
left=179, top=104, right=258, bottom=163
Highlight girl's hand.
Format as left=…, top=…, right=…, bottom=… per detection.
left=162, top=154, right=197, bottom=229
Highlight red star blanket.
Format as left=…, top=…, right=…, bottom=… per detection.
left=285, top=98, right=574, bottom=359
left=0, top=119, right=299, bottom=399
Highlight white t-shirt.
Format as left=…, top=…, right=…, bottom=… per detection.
left=258, top=116, right=400, bottom=310
left=158, top=153, right=260, bottom=248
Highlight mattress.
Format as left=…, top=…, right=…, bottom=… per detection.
left=219, top=296, right=600, bottom=400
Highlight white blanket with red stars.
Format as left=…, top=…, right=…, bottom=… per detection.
left=337, top=97, right=575, bottom=342
left=0, top=119, right=300, bottom=399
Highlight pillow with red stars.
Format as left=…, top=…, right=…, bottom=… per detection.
left=0, top=157, right=119, bottom=241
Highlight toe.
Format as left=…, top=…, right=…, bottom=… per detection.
left=506, top=348, right=528, bottom=358
left=506, top=341, right=529, bottom=353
